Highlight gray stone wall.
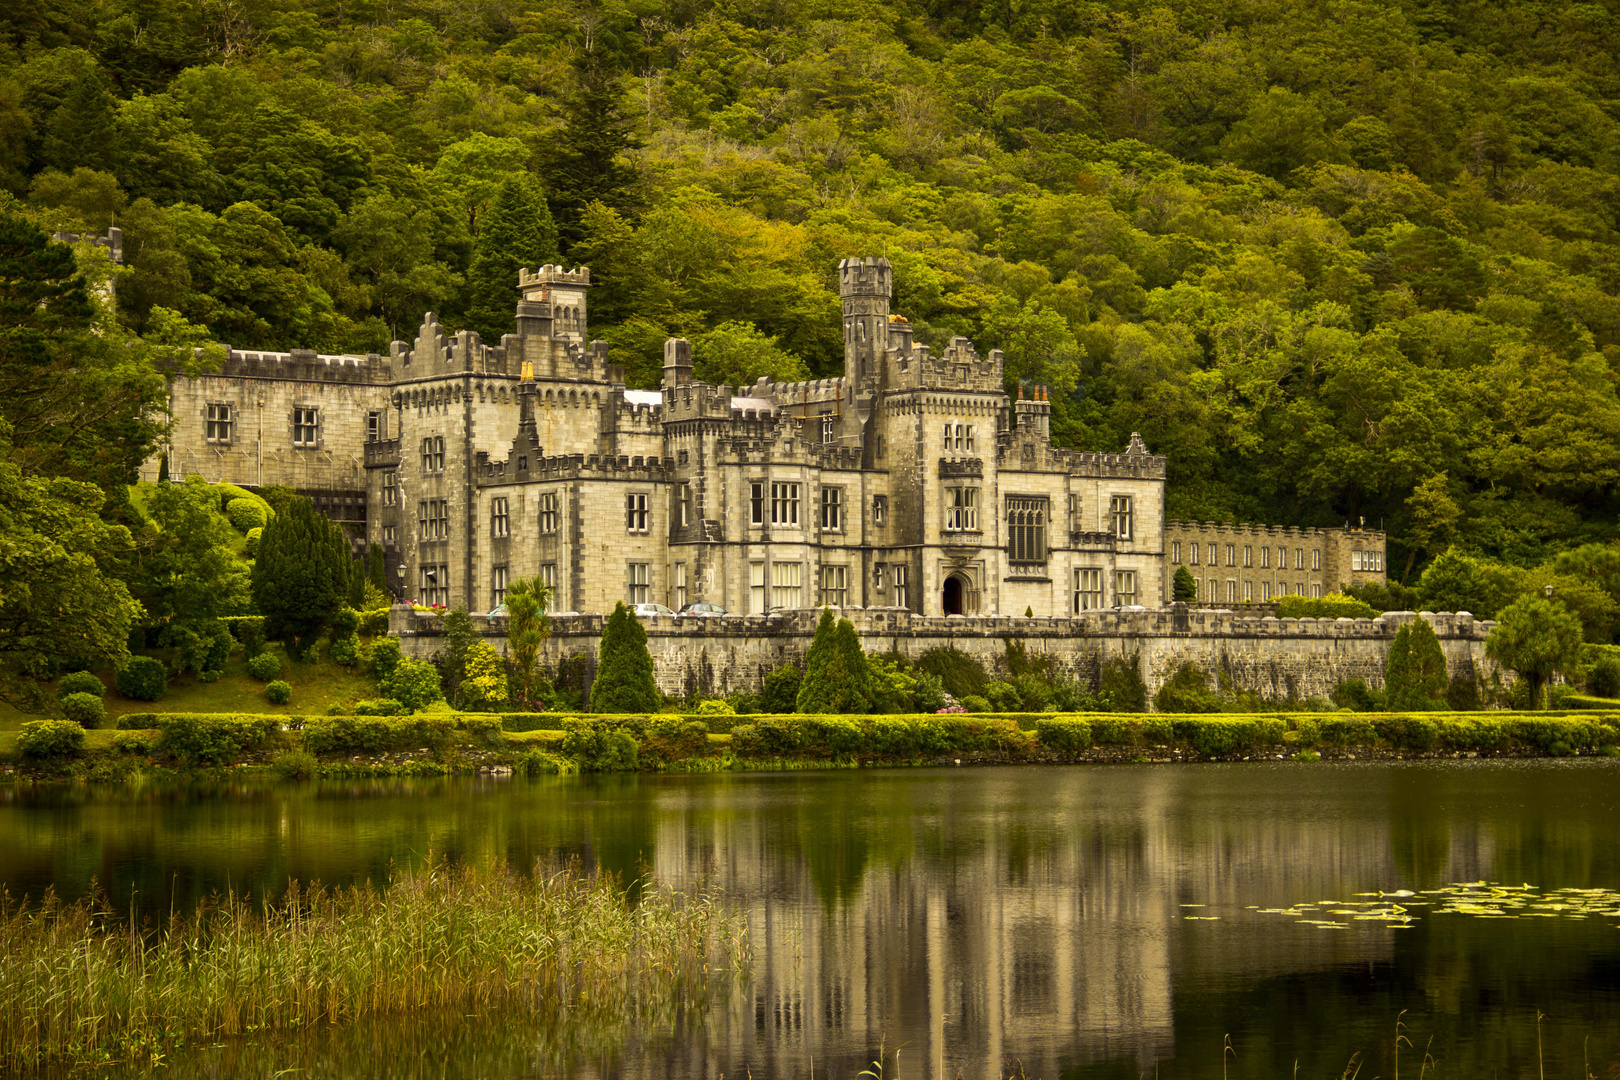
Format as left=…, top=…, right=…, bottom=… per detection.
left=389, top=604, right=1500, bottom=706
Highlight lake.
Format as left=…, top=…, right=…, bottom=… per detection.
left=4, top=761, right=1620, bottom=1079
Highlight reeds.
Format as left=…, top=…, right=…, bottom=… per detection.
left=0, top=860, right=750, bottom=1072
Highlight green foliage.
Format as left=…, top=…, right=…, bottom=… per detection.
left=247, top=652, right=282, bottom=682
left=60, top=691, right=105, bottom=727
left=369, top=637, right=402, bottom=681
left=352, top=699, right=406, bottom=716
left=1276, top=594, right=1379, bottom=620
left=865, top=656, right=914, bottom=714
left=116, top=656, right=166, bottom=701
left=1172, top=566, right=1198, bottom=603
left=328, top=635, right=361, bottom=668
left=265, top=680, right=291, bottom=705
left=57, top=671, right=104, bottom=698
left=17, top=719, right=85, bottom=758
left=250, top=497, right=353, bottom=656
left=760, top=665, right=803, bottom=713
left=1331, top=678, right=1384, bottom=712
left=151, top=714, right=278, bottom=764
left=380, top=657, right=443, bottom=713
left=911, top=671, right=947, bottom=713
left=272, top=750, right=317, bottom=780
left=1099, top=655, right=1147, bottom=713
left=465, top=176, right=558, bottom=344
left=1589, top=657, right=1620, bottom=698
left=730, top=715, right=1029, bottom=760
left=515, top=748, right=575, bottom=776
left=300, top=716, right=454, bottom=755
left=1385, top=619, right=1450, bottom=710
left=589, top=602, right=659, bottom=713
left=224, top=616, right=266, bottom=658
left=639, top=717, right=710, bottom=765
left=915, top=646, right=988, bottom=699
left=1488, top=596, right=1586, bottom=710
left=225, top=497, right=267, bottom=532
left=559, top=718, right=639, bottom=772
left=437, top=607, right=480, bottom=705
left=1173, top=718, right=1285, bottom=757
left=458, top=642, right=508, bottom=712
left=503, top=575, right=551, bottom=708
left=1153, top=663, right=1222, bottom=713
left=1034, top=718, right=1092, bottom=751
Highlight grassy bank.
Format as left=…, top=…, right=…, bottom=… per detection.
left=3, top=711, right=1618, bottom=781
left=0, top=859, right=748, bottom=1074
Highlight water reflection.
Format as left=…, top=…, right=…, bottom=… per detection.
left=4, top=762, right=1620, bottom=1079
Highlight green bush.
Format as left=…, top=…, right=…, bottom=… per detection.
left=496, top=712, right=552, bottom=731
left=369, top=636, right=402, bottom=680
left=112, top=730, right=157, bottom=755
left=381, top=657, right=443, bottom=712
left=1374, top=714, right=1439, bottom=749
left=226, top=497, right=268, bottom=532
left=730, top=715, right=1029, bottom=760
left=591, top=602, right=660, bottom=713
left=1172, top=717, right=1283, bottom=756
left=1331, top=678, right=1383, bottom=711
left=1276, top=593, right=1379, bottom=620
left=273, top=749, right=318, bottom=780
left=1314, top=714, right=1376, bottom=746
left=961, top=694, right=991, bottom=713
left=17, top=719, right=85, bottom=758
left=353, top=698, right=406, bottom=716
left=760, top=664, right=803, bottom=712
left=243, top=526, right=263, bottom=559
left=1099, top=655, right=1147, bottom=712
left=224, top=616, right=267, bottom=658
left=916, top=646, right=988, bottom=698
left=1588, top=657, right=1620, bottom=698
left=1035, top=717, right=1092, bottom=751
left=1153, top=663, right=1221, bottom=713
left=328, top=635, right=361, bottom=668
left=456, top=714, right=504, bottom=748
left=247, top=651, right=282, bottom=681
left=116, top=657, right=167, bottom=701
left=60, top=691, right=105, bottom=728
left=57, top=671, right=105, bottom=698
left=912, top=670, right=948, bottom=713
left=515, top=748, right=575, bottom=776
left=559, top=718, right=639, bottom=771
left=153, top=714, right=279, bottom=763
left=640, top=717, right=710, bottom=763
left=984, top=681, right=1021, bottom=711
left=301, top=716, right=455, bottom=754
left=266, top=680, right=292, bottom=704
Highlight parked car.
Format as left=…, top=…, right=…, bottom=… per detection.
left=632, top=602, right=676, bottom=617
left=677, top=602, right=729, bottom=617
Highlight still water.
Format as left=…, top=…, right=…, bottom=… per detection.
left=4, top=761, right=1620, bottom=1079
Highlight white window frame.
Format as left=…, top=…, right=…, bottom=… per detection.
left=292, top=406, right=319, bottom=448
left=492, top=564, right=508, bottom=606
left=821, top=564, right=848, bottom=606
left=893, top=564, right=908, bottom=609
left=1110, top=495, right=1133, bottom=540
left=539, top=562, right=557, bottom=594
left=206, top=403, right=233, bottom=444
left=628, top=562, right=650, bottom=605
left=750, top=561, right=766, bottom=614
left=674, top=562, right=687, bottom=609
left=626, top=492, right=649, bottom=533
left=1243, top=545, right=1253, bottom=568
left=1006, top=496, right=1048, bottom=564
left=821, top=487, right=843, bottom=531
left=1073, top=568, right=1104, bottom=612
left=678, top=483, right=693, bottom=527
left=944, top=486, right=979, bottom=531
left=771, top=562, right=802, bottom=609
left=821, top=413, right=836, bottom=444
left=491, top=497, right=509, bottom=538
left=1115, top=570, right=1138, bottom=606
left=382, top=471, right=397, bottom=506
left=1312, top=548, right=1322, bottom=571
left=771, top=482, right=800, bottom=526
left=1171, top=541, right=1181, bottom=564
left=539, top=492, right=559, bottom=534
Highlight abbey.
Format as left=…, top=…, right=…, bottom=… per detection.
left=151, top=256, right=1382, bottom=617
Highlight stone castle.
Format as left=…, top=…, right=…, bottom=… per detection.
left=148, top=255, right=1388, bottom=619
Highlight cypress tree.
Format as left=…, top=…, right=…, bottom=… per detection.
left=43, top=70, right=121, bottom=173
left=464, top=174, right=559, bottom=344
left=250, top=497, right=352, bottom=657
left=832, top=617, right=872, bottom=713
left=1172, top=566, right=1198, bottom=603
left=590, top=601, right=659, bottom=712
left=542, top=46, right=639, bottom=249
left=1384, top=618, right=1449, bottom=710
left=795, top=608, right=840, bottom=712
left=367, top=542, right=388, bottom=594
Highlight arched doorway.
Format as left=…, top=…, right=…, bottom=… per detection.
left=942, top=573, right=966, bottom=615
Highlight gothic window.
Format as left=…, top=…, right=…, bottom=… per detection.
left=382, top=471, right=397, bottom=506
left=420, top=436, right=444, bottom=471
left=821, top=413, right=836, bottom=444
left=872, top=495, right=888, bottom=526
left=893, top=565, right=908, bottom=609
left=1312, top=548, right=1322, bottom=571
left=382, top=525, right=396, bottom=545
left=417, top=500, right=449, bottom=540
left=418, top=563, right=448, bottom=607
left=1006, top=497, right=1048, bottom=564
left=491, top=497, right=509, bottom=538
left=1190, top=543, right=1200, bottom=566
left=491, top=565, right=508, bottom=606
left=944, top=487, right=979, bottom=531
left=539, top=562, right=557, bottom=594
left=1172, top=541, right=1181, bottom=564
left=1243, top=545, right=1253, bottom=567
left=539, top=493, right=558, bottom=534
left=1226, top=544, right=1236, bottom=566
left=206, top=403, right=233, bottom=443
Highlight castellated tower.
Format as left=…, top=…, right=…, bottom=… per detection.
left=840, top=256, right=891, bottom=384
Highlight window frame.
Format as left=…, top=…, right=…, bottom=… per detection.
left=491, top=497, right=509, bottom=538
left=1115, top=569, right=1138, bottom=606
left=292, top=406, right=319, bottom=448
left=893, top=564, right=908, bottom=609
left=382, top=470, right=397, bottom=507
left=1006, top=495, right=1049, bottom=565
left=771, top=562, right=802, bottom=609
left=821, top=564, right=848, bottom=607
left=944, top=486, right=980, bottom=532
left=1110, top=495, right=1133, bottom=540
left=491, top=564, right=508, bottom=606
left=750, top=481, right=766, bottom=526
left=206, top=402, right=233, bottom=444
left=770, top=482, right=800, bottom=526
left=626, top=492, right=649, bottom=533
left=628, top=562, right=650, bottom=605
left=820, top=486, right=843, bottom=531
left=539, top=492, right=559, bottom=535
left=1073, top=567, right=1104, bottom=612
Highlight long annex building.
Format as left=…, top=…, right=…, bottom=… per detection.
left=150, top=256, right=1385, bottom=617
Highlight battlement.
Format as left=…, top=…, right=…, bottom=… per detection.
left=52, top=227, right=123, bottom=263
left=839, top=256, right=892, bottom=298
left=219, top=347, right=391, bottom=384
left=1050, top=433, right=1167, bottom=478
left=811, top=443, right=865, bottom=470
left=518, top=264, right=592, bottom=290
left=1166, top=519, right=1388, bottom=543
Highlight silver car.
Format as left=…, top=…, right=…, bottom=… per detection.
left=677, top=602, right=728, bottom=617
left=632, top=602, right=676, bottom=617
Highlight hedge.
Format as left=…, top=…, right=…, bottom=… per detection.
left=17, top=719, right=86, bottom=758
left=146, top=714, right=281, bottom=763
left=298, top=715, right=504, bottom=754
left=730, top=715, right=1030, bottom=759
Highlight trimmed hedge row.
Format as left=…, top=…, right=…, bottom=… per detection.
left=301, top=715, right=503, bottom=754
left=732, top=715, right=1029, bottom=759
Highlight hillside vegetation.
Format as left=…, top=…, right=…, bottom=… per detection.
left=3, top=0, right=1620, bottom=571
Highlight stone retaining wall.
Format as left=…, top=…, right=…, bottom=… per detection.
left=389, top=604, right=1501, bottom=704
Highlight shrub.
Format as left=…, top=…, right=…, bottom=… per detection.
left=1035, top=717, right=1092, bottom=751
left=695, top=698, right=735, bottom=715
left=1375, top=715, right=1438, bottom=749
left=226, top=497, right=268, bottom=532
left=369, top=636, right=402, bottom=680
left=273, top=750, right=318, bottom=780
left=961, top=694, right=991, bottom=713
left=641, top=717, right=710, bottom=763
left=912, top=671, right=947, bottom=713
left=1386, top=619, right=1449, bottom=710
left=17, top=719, right=85, bottom=758
left=456, top=714, right=505, bottom=747
left=352, top=698, right=406, bottom=716
left=1011, top=673, right=1051, bottom=712
left=1154, top=663, right=1221, bottom=713
left=1276, top=593, right=1379, bottom=620
left=226, top=616, right=267, bottom=658
left=243, top=526, right=263, bottom=558
left=516, top=748, right=575, bottom=776
left=760, top=665, right=803, bottom=713
left=1173, top=717, right=1281, bottom=756
left=559, top=718, right=638, bottom=771
left=266, top=680, right=292, bottom=704
left=1099, top=654, right=1147, bottom=712
left=983, top=681, right=1021, bottom=711
left=328, top=635, right=361, bottom=668
left=153, top=714, right=279, bottom=763
left=116, top=657, right=167, bottom=701
left=382, top=657, right=444, bottom=712
left=458, top=642, right=508, bottom=710
left=1589, top=656, right=1620, bottom=698
left=112, top=730, right=157, bottom=755
left=591, top=602, right=660, bottom=713
left=867, top=656, right=918, bottom=714
left=247, top=651, right=283, bottom=681
left=915, top=645, right=988, bottom=698
left=330, top=608, right=362, bottom=637
left=60, top=691, right=105, bottom=728
left=1331, top=678, right=1383, bottom=711
left=358, top=608, right=390, bottom=636
left=796, top=611, right=871, bottom=713
left=57, top=671, right=105, bottom=699
left=301, top=716, right=455, bottom=754
left=1314, top=714, right=1376, bottom=747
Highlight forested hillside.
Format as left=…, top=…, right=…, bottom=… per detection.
left=5, top=0, right=1620, bottom=576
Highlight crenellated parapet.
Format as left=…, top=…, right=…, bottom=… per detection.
left=474, top=450, right=673, bottom=487
left=52, top=227, right=123, bottom=263
left=1047, top=431, right=1167, bottom=479
left=219, top=347, right=392, bottom=385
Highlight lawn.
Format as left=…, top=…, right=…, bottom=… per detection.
left=3, top=645, right=377, bottom=732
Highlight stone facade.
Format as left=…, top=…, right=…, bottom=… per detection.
left=390, top=604, right=1499, bottom=703
left=1163, top=521, right=1388, bottom=605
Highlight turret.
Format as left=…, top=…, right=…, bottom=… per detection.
left=839, top=256, right=891, bottom=384
left=661, top=337, right=693, bottom=388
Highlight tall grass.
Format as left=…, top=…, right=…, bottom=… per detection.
left=0, top=859, right=749, bottom=1073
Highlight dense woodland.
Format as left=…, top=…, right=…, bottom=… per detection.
left=4, top=0, right=1620, bottom=685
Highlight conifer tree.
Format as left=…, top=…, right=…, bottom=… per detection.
left=795, top=608, right=840, bottom=713
left=250, top=497, right=353, bottom=657
left=464, top=174, right=559, bottom=344
left=1172, top=566, right=1198, bottom=603
left=796, top=610, right=871, bottom=713
left=590, top=601, right=659, bottom=712
left=832, top=617, right=872, bottom=713
left=542, top=45, right=639, bottom=249
left=1384, top=618, right=1449, bottom=710
left=43, top=71, right=120, bottom=173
